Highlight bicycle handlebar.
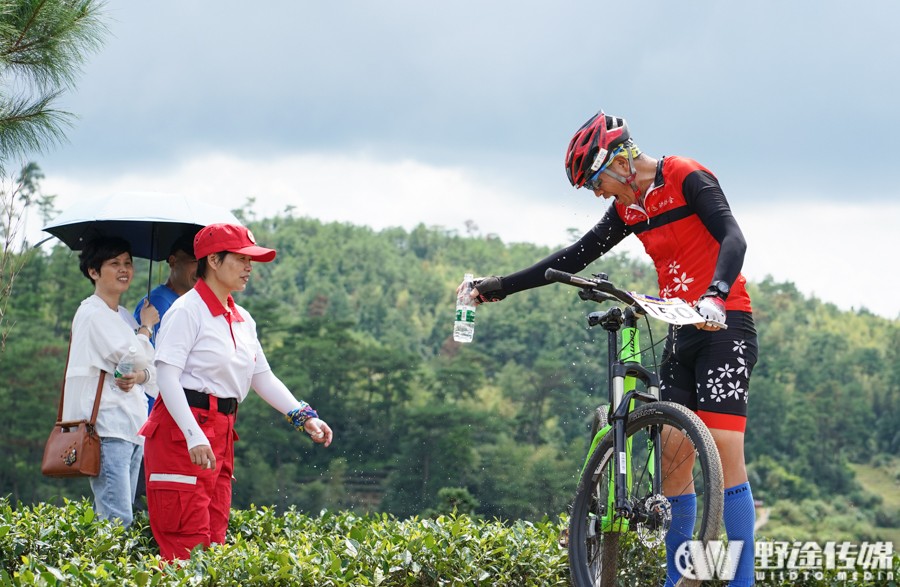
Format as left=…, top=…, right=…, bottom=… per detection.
left=544, top=268, right=637, bottom=306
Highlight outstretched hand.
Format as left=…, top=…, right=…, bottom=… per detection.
left=458, top=275, right=505, bottom=304
left=304, top=418, right=333, bottom=447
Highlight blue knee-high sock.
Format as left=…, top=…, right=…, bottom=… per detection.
left=664, top=493, right=696, bottom=587
left=724, top=482, right=756, bottom=587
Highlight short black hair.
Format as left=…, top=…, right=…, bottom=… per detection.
left=169, top=232, right=196, bottom=258
left=79, top=236, right=132, bottom=283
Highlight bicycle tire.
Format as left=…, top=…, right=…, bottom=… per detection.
left=568, top=401, right=724, bottom=587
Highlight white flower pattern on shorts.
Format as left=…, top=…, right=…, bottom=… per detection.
left=699, top=338, right=749, bottom=404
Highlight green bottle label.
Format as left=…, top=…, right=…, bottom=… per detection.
left=456, top=308, right=475, bottom=323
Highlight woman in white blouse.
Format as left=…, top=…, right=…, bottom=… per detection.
left=63, top=236, right=159, bottom=527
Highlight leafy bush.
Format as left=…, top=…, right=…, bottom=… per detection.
left=2, top=498, right=897, bottom=586
left=0, top=497, right=568, bottom=586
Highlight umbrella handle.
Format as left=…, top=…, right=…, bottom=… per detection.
left=146, top=260, right=153, bottom=300
left=147, top=225, right=158, bottom=300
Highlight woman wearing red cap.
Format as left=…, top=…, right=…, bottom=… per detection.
left=140, top=223, right=333, bottom=560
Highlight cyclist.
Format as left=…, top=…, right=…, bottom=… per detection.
left=465, top=110, right=758, bottom=587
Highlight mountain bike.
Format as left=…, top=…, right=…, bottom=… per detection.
left=544, top=268, right=724, bottom=587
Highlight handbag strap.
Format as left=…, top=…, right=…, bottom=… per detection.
left=56, top=332, right=106, bottom=426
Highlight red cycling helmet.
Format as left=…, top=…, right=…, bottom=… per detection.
left=565, top=110, right=631, bottom=188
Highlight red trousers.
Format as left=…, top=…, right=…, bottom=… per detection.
left=141, top=397, right=238, bottom=560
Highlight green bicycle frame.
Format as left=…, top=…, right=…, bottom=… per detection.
left=581, top=325, right=640, bottom=472
left=581, top=323, right=647, bottom=533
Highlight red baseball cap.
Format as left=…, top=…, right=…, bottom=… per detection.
left=193, top=223, right=277, bottom=263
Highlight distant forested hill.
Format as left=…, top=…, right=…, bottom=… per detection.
left=1, top=215, right=897, bottom=541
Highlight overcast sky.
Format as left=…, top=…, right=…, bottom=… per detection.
left=26, top=0, right=900, bottom=319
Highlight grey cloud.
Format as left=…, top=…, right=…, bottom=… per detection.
left=40, top=0, right=900, bottom=203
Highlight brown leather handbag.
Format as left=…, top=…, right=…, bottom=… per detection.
left=41, top=338, right=106, bottom=478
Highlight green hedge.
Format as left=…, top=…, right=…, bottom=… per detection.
left=0, top=498, right=567, bottom=586
left=1, top=498, right=897, bottom=586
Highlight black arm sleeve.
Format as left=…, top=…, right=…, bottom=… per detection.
left=500, top=205, right=631, bottom=296
left=682, top=170, right=747, bottom=290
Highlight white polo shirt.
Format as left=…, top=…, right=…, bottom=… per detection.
left=62, top=295, right=156, bottom=443
left=155, top=279, right=271, bottom=400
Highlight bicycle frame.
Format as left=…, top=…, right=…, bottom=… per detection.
left=549, top=269, right=726, bottom=585
left=580, top=298, right=663, bottom=532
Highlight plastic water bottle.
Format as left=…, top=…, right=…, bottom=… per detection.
left=454, top=273, right=476, bottom=343
left=115, top=346, right=136, bottom=379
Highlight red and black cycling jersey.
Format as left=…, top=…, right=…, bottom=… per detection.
left=501, top=156, right=752, bottom=312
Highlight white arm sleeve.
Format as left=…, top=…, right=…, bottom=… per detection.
left=136, top=333, right=159, bottom=398
left=157, top=361, right=210, bottom=450
left=251, top=369, right=304, bottom=414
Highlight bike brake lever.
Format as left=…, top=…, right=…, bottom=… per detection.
left=578, top=289, right=617, bottom=303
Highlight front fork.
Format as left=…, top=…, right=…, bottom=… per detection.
left=582, top=309, right=661, bottom=532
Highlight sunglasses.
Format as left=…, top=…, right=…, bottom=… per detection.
left=581, top=145, right=625, bottom=190
left=582, top=169, right=605, bottom=191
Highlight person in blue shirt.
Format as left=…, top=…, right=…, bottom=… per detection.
left=134, top=234, right=198, bottom=336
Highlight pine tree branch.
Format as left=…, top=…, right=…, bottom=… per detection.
left=0, top=90, right=71, bottom=173
left=0, top=0, right=106, bottom=169
left=0, top=0, right=107, bottom=90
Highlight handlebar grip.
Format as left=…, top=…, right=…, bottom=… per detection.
left=545, top=267, right=636, bottom=305
left=545, top=268, right=597, bottom=288
left=544, top=268, right=573, bottom=283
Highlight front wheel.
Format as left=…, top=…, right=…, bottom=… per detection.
left=568, top=401, right=724, bottom=587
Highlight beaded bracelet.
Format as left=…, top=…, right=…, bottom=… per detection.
left=285, top=403, right=319, bottom=431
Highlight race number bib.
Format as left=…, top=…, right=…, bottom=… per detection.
left=629, top=293, right=706, bottom=326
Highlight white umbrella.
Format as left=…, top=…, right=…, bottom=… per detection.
left=40, top=191, right=242, bottom=261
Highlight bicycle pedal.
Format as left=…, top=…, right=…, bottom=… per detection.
left=557, top=528, right=569, bottom=549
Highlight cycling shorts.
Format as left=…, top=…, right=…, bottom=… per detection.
left=659, top=311, right=758, bottom=433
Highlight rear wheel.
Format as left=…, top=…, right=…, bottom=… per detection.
left=568, top=401, right=724, bottom=587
